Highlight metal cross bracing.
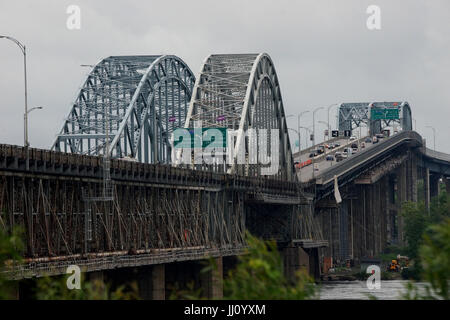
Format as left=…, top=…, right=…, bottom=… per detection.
left=52, top=55, right=195, bottom=164
left=0, top=168, right=247, bottom=277
left=338, top=101, right=412, bottom=135
left=0, top=143, right=311, bottom=277
left=182, top=53, right=295, bottom=181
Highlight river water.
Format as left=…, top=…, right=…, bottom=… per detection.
left=317, top=280, right=429, bottom=300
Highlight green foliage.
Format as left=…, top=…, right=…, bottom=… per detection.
left=0, top=227, right=24, bottom=299
left=34, top=274, right=140, bottom=300
left=401, top=189, right=450, bottom=282
left=403, top=218, right=450, bottom=300
left=1, top=225, right=138, bottom=300
left=223, top=233, right=317, bottom=300
left=170, top=233, right=317, bottom=300
left=418, top=218, right=450, bottom=299
left=401, top=201, right=429, bottom=260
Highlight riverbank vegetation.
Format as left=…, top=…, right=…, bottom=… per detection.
left=400, top=183, right=450, bottom=299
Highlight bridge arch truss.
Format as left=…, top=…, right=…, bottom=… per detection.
left=181, top=53, right=295, bottom=181
left=52, top=55, right=195, bottom=163
left=338, top=101, right=412, bottom=134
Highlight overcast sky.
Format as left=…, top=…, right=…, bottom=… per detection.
left=1, top=0, right=449, bottom=152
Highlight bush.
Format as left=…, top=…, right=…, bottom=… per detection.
left=0, top=227, right=23, bottom=300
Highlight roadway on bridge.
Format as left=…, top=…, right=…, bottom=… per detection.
left=295, top=135, right=383, bottom=182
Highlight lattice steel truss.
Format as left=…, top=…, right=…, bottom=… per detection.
left=52, top=55, right=195, bottom=163
left=338, top=102, right=412, bottom=134
left=0, top=174, right=246, bottom=261
left=182, top=54, right=295, bottom=181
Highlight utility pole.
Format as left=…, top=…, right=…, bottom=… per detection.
left=298, top=111, right=310, bottom=152
left=312, top=107, right=324, bottom=180
left=327, top=103, right=338, bottom=142
left=0, top=35, right=29, bottom=169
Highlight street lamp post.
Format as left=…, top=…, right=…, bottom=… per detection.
left=426, top=126, right=436, bottom=151
left=298, top=111, right=310, bottom=152
left=312, top=107, right=324, bottom=181
left=24, top=106, right=44, bottom=162
left=0, top=35, right=29, bottom=168
left=318, top=120, right=328, bottom=142
left=299, top=126, right=312, bottom=150
left=327, top=103, right=338, bottom=141
left=312, top=106, right=324, bottom=147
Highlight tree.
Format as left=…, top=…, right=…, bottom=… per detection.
left=417, top=218, right=450, bottom=299
left=0, top=227, right=24, bottom=299
left=401, top=201, right=429, bottom=260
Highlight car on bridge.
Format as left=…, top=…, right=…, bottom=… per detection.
left=365, top=137, right=372, bottom=143
left=343, top=147, right=353, bottom=156
left=326, top=155, right=334, bottom=161
left=335, top=152, right=347, bottom=162
left=309, top=151, right=318, bottom=158
left=372, top=136, right=379, bottom=144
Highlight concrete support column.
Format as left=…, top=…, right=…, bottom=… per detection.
left=307, top=248, right=320, bottom=281
left=410, top=155, right=418, bottom=202
left=445, top=178, right=450, bottom=194
left=152, top=264, right=165, bottom=300
left=424, top=167, right=431, bottom=210
left=397, top=164, right=407, bottom=245
left=137, top=266, right=152, bottom=300
left=430, top=174, right=440, bottom=199
left=338, top=200, right=349, bottom=261
left=88, top=271, right=106, bottom=296
left=200, top=257, right=223, bottom=299
left=283, top=246, right=310, bottom=283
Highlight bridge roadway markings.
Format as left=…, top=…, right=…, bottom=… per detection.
left=295, top=136, right=373, bottom=182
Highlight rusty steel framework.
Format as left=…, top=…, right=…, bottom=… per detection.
left=0, top=175, right=246, bottom=257
left=181, top=54, right=295, bottom=180
left=0, top=144, right=313, bottom=278
left=52, top=55, right=195, bottom=164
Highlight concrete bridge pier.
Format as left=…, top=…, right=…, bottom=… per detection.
left=200, top=257, right=223, bottom=299
left=445, top=177, right=450, bottom=194
left=423, top=167, right=442, bottom=210
left=430, top=174, right=441, bottom=200
left=283, top=245, right=320, bottom=282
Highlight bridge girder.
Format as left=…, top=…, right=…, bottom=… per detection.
left=52, top=55, right=195, bottom=163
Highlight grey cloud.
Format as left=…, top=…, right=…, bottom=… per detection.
left=0, top=0, right=449, bottom=152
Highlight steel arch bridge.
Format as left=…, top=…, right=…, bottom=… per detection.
left=338, top=101, right=412, bottom=134
left=180, top=53, right=295, bottom=181
left=52, top=55, right=195, bottom=163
